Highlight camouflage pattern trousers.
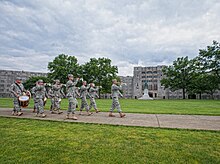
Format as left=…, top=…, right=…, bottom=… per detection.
left=80, top=97, right=89, bottom=112
left=53, top=97, right=61, bottom=110
left=110, top=97, right=122, bottom=113
left=67, top=97, right=78, bottom=114
left=13, top=98, right=21, bottom=112
left=36, top=98, right=44, bottom=114
left=33, top=98, right=37, bottom=110
left=50, top=98, right=54, bottom=111
left=89, top=97, right=97, bottom=110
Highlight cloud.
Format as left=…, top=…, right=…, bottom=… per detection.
left=0, top=0, right=220, bottom=76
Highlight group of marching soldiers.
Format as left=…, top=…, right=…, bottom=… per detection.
left=10, top=74, right=126, bottom=120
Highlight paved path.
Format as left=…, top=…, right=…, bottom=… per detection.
left=0, top=108, right=220, bottom=131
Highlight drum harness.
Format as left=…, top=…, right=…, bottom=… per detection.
left=15, top=83, right=24, bottom=95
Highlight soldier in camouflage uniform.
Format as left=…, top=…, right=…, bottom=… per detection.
left=35, top=79, right=47, bottom=118
left=51, top=79, right=64, bottom=114
left=79, top=81, right=92, bottom=116
left=31, top=82, right=38, bottom=113
left=47, top=87, right=55, bottom=113
left=109, top=79, right=126, bottom=118
left=66, top=74, right=79, bottom=120
left=9, top=77, right=27, bottom=116
left=88, top=83, right=100, bottom=113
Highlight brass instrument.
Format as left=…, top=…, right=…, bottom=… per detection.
left=44, top=83, right=52, bottom=87
left=121, top=83, right=127, bottom=86
left=57, top=83, right=66, bottom=87
left=117, top=82, right=127, bottom=86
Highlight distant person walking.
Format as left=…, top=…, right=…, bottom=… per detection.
left=31, top=82, right=38, bottom=113
left=35, top=79, right=47, bottom=118
left=51, top=79, right=65, bottom=114
left=109, top=79, right=125, bottom=118
left=66, top=74, right=79, bottom=120
left=79, top=81, right=92, bottom=116
left=88, top=83, right=100, bottom=113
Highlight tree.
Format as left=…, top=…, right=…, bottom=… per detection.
left=48, top=54, right=81, bottom=84
left=23, top=76, right=51, bottom=91
left=81, top=58, right=118, bottom=95
left=188, top=61, right=219, bottom=99
left=161, top=56, right=193, bottom=99
left=188, top=41, right=220, bottom=99
left=197, top=40, right=220, bottom=79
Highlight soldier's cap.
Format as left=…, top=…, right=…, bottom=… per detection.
left=112, top=79, right=117, bottom=82
left=54, top=79, right=60, bottom=83
left=68, top=74, right=73, bottom=78
left=15, top=77, right=22, bottom=80
left=38, top=79, right=43, bottom=83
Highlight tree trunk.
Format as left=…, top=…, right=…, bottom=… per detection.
left=199, top=92, right=202, bottom=99
left=211, top=93, right=214, bottom=100
left=182, top=88, right=186, bottom=99
left=98, top=81, right=101, bottom=99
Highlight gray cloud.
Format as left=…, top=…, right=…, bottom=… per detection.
left=0, top=0, right=220, bottom=76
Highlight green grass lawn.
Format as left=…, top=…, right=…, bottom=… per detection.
left=1, top=98, right=219, bottom=115
left=0, top=117, right=219, bottom=163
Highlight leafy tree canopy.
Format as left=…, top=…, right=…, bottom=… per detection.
left=161, top=56, right=193, bottom=99
left=47, top=54, right=81, bottom=84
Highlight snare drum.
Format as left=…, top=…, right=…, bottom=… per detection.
left=19, top=95, right=30, bottom=108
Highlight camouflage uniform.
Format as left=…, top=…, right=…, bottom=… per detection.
left=31, top=86, right=37, bottom=112
left=89, top=86, right=99, bottom=111
left=110, top=84, right=123, bottom=113
left=47, top=88, right=55, bottom=112
left=9, top=81, right=26, bottom=114
left=35, top=83, right=47, bottom=116
left=79, top=84, right=90, bottom=113
left=51, top=82, right=64, bottom=114
left=66, top=78, right=79, bottom=115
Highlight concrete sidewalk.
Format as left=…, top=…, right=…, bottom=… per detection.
left=0, top=108, right=219, bottom=131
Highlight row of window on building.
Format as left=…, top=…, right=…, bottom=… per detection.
left=142, top=79, right=158, bottom=83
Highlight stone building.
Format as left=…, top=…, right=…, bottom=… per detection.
left=128, top=66, right=220, bottom=100
left=132, top=66, right=166, bottom=99
left=0, top=70, right=47, bottom=97
left=119, top=76, right=133, bottom=98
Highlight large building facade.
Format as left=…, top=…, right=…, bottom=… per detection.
left=0, top=70, right=47, bottom=97
left=132, top=66, right=165, bottom=99
left=120, top=66, right=220, bottom=100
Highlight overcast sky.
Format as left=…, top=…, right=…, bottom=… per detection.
left=0, top=0, right=220, bottom=76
